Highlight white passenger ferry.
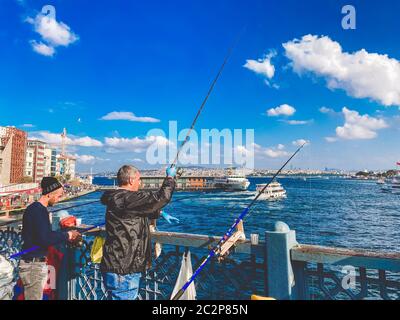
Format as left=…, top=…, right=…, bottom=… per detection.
left=213, top=169, right=250, bottom=191
left=256, top=181, right=287, bottom=200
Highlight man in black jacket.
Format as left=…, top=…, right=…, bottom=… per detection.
left=19, top=177, right=81, bottom=300
left=100, top=165, right=177, bottom=300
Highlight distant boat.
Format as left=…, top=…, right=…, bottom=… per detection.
left=382, top=177, right=400, bottom=194
left=213, top=174, right=250, bottom=191
left=256, top=181, right=286, bottom=200
left=377, top=178, right=385, bottom=185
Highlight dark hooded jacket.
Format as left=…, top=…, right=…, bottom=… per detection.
left=100, top=177, right=175, bottom=274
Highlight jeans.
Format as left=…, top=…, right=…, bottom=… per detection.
left=19, top=260, right=48, bottom=300
left=103, top=272, right=141, bottom=300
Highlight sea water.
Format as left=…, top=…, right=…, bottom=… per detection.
left=55, top=177, right=400, bottom=253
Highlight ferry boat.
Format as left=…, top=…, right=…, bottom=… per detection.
left=213, top=172, right=250, bottom=191
left=256, top=181, right=287, bottom=200
left=382, top=177, right=400, bottom=194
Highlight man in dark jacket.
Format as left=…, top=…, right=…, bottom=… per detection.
left=19, top=177, right=81, bottom=300
left=100, top=165, right=177, bottom=300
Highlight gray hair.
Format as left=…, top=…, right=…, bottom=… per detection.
left=117, top=165, right=139, bottom=186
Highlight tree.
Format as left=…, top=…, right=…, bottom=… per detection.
left=384, top=170, right=397, bottom=178
left=355, top=171, right=369, bottom=177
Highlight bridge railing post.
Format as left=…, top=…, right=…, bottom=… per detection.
left=265, top=221, right=298, bottom=300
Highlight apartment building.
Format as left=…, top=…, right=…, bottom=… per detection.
left=0, top=126, right=27, bottom=185
left=25, top=140, right=46, bottom=183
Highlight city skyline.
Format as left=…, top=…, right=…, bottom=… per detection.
left=1, top=0, right=400, bottom=172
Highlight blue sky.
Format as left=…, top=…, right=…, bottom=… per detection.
left=1, top=0, right=399, bottom=172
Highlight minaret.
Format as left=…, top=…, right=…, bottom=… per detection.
left=61, top=128, right=67, bottom=157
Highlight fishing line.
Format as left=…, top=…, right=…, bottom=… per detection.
left=170, top=28, right=245, bottom=168
left=171, top=143, right=306, bottom=300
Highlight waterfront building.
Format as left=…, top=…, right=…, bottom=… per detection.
left=0, top=126, right=27, bottom=185
left=0, top=182, right=41, bottom=211
left=140, top=176, right=214, bottom=190
left=43, top=146, right=57, bottom=177
left=25, top=140, right=46, bottom=183
left=56, top=154, right=76, bottom=179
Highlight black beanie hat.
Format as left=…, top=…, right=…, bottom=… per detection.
left=41, top=177, right=63, bottom=195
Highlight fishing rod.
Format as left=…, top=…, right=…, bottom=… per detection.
left=7, top=222, right=106, bottom=259
left=53, top=32, right=241, bottom=212
left=51, top=199, right=100, bottom=213
left=0, top=199, right=101, bottom=229
left=0, top=193, right=201, bottom=258
left=170, top=30, right=244, bottom=168
left=171, top=143, right=306, bottom=300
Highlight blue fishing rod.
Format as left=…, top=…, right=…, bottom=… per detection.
left=7, top=222, right=106, bottom=259
left=171, top=143, right=306, bottom=300
left=0, top=193, right=202, bottom=258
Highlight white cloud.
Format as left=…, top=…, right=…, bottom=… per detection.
left=234, top=145, right=254, bottom=158
left=244, top=51, right=276, bottom=79
left=325, top=137, right=338, bottom=143
left=104, top=135, right=170, bottom=153
left=100, top=111, right=160, bottom=123
left=283, top=119, right=312, bottom=125
left=74, top=154, right=110, bottom=164
left=283, top=34, right=400, bottom=106
left=30, top=40, right=55, bottom=56
left=252, top=143, right=289, bottom=158
left=264, top=148, right=289, bottom=158
left=327, top=107, right=388, bottom=141
left=277, top=144, right=285, bottom=150
left=27, top=12, right=78, bottom=56
left=319, top=106, right=335, bottom=114
left=267, top=104, right=296, bottom=117
left=292, top=139, right=310, bottom=147
left=30, top=131, right=103, bottom=147
left=75, top=154, right=96, bottom=164
left=72, top=136, right=103, bottom=147
left=21, top=124, right=35, bottom=128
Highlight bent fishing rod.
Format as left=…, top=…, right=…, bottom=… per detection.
left=171, top=143, right=306, bottom=300
left=170, top=30, right=243, bottom=168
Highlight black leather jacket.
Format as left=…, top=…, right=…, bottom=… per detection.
left=100, top=177, right=175, bottom=274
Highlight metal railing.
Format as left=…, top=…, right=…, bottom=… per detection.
left=1, top=223, right=399, bottom=300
